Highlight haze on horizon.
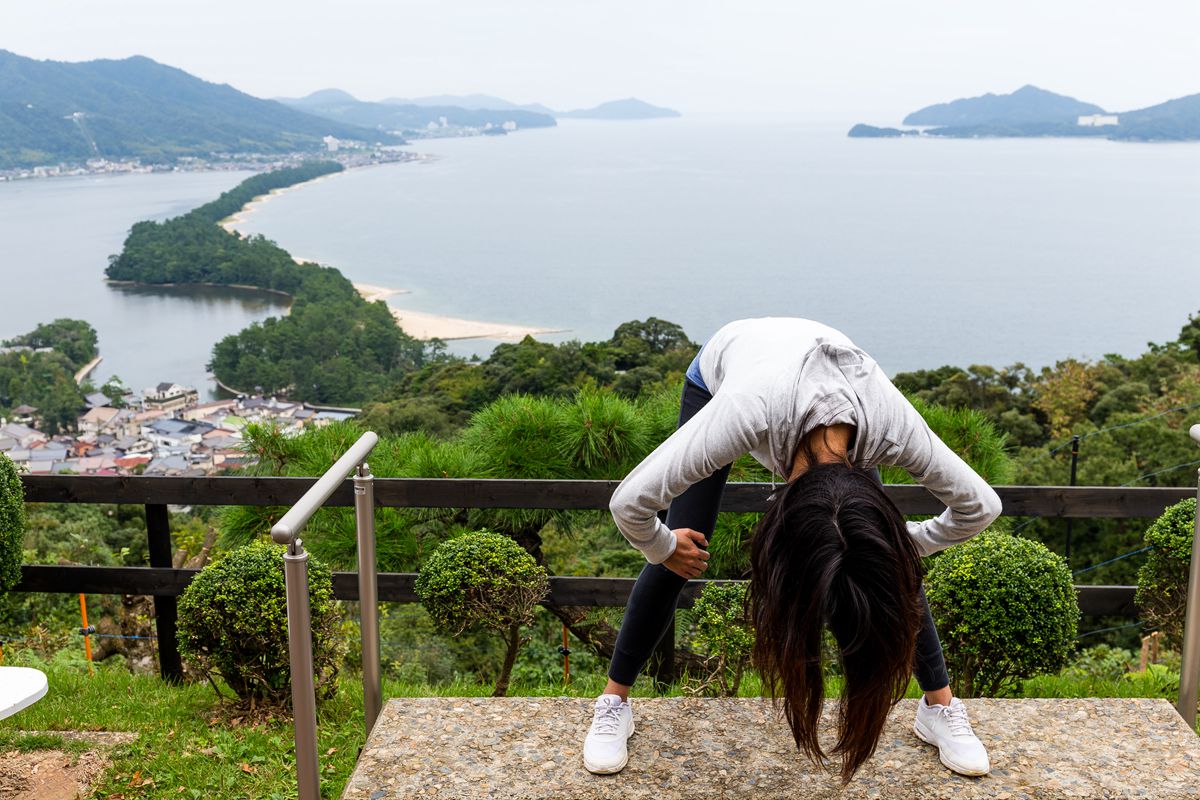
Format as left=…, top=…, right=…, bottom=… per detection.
left=5, top=0, right=1198, bottom=119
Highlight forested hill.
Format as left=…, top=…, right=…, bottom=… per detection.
left=902, top=85, right=1103, bottom=126
left=104, top=162, right=426, bottom=404
left=106, top=161, right=345, bottom=292
left=849, top=85, right=1200, bottom=141
left=0, top=49, right=396, bottom=169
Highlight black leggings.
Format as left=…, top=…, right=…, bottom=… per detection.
left=607, top=378, right=952, bottom=692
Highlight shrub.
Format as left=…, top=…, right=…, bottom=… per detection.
left=1059, top=644, right=1136, bottom=682
left=1136, top=498, right=1198, bottom=644
left=879, top=396, right=1014, bottom=486
left=684, top=581, right=755, bottom=696
left=414, top=530, right=549, bottom=696
left=926, top=530, right=1079, bottom=697
left=177, top=540, right=345, bottom=704
left=0, top=452, right=25, bottom=591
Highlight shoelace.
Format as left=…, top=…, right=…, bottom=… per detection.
left=939, top=702, right=975, bottom=737
left=590, top=702, right=624, bottom=736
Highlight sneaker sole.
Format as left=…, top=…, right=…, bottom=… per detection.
left=582, top=720, right=635, bottom=775
left=912, top=719, right=990, bottom=777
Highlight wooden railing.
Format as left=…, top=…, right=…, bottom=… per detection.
left=14, top=475, right=1193, bottom=682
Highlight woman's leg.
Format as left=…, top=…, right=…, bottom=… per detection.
left=863, top=468, right=952, bottom=697
left=913, top=586, right=952, bottom=698
left=605, top=378, right=732, bottom=692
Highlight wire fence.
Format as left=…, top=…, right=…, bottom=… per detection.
left=1072, top=546, right=1156, bottom=577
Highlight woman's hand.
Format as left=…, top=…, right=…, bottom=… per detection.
left=663, top=528, right=710, bottom=579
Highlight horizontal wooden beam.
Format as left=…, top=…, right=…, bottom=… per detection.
left=19, top=475, right=1195, bottom=518
left=13, top=565, right=1136, bottom=617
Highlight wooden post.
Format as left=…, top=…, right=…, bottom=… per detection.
left=145, top=503, right=183, bottom=683
left=1065, top=435, right=1080, bottom=567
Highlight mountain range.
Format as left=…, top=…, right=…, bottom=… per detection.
left=0, top=46, right=683, bottom=170
left=0, top=49, right=394, bottom=169
left=275, top=89, right=557, bottom=133
left=849, top=85, right=1200, bottom=141
left=282, top=91, right=681, bottom=122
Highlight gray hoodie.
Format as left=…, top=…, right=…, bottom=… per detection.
left=608, top=317, right=1003, bottom=564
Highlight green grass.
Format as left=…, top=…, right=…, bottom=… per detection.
left=0, top=654, right=1191, bottom=799
left=0, top=730, right=92, bottom=755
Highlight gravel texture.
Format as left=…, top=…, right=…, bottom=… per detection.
left=340, top=697, right=1200, bottom=799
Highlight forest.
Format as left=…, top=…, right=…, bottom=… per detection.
left=104, top=162, right=429, bottom=403
left=0, top=319, right=99, bottom=434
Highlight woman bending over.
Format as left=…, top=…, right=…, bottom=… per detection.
left=582, top=317, right=1002, bottom=781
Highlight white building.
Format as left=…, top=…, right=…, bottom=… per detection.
left=323, top=135, right=340, bottom=152
left=1077, top=114, right=1119, bottom=127
left=142, top=382, right=199, bottom=413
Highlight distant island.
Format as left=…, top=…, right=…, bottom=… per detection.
left=557, top=98, right=681, bottom=120
left=849, top=85, right=1200, bottom=141
left=846, top=124, right=917, bottom=138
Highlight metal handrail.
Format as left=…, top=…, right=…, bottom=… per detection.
left=269, top=431, right=380, bottom=800
left=1178, top=423, right=1200, bottom=728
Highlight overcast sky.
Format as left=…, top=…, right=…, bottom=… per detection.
left=6, top=1, right=1197, bottom=118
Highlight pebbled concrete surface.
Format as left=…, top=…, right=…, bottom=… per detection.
left=341, top=696, right=1200, bottom=799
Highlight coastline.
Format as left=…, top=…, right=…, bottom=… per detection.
left=105, top=278, right=293, bottom=299
left=217, top=170, right=346, bottom=235
left=220, top=164, right=567, bottom=343
left=353, top=287, right=568, bottom=341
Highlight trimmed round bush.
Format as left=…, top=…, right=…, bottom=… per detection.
left=687, top=581, right=755, bottom=696
left=926, top=530, right=1079, bottom=697
left=415, top=530, right=549, bottom=696
left=177, top=540, right=345, bottom=704
left=0, top=452, right=25, bottom=591
left=1136, top=498, right=1197, bottom=644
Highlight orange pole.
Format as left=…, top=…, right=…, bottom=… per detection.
left=79, top=593, right=94, bottom=677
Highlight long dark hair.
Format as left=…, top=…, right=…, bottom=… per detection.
left=748, top=454, right=923, bottom=783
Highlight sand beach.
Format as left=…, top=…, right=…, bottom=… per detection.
left=220, top=172, right=564, bottom=342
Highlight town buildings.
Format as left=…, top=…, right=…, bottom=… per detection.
left=0, top=386, right=355, bottom=477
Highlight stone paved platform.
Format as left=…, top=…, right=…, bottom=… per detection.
left=341, top=697, right=1200, bottom=799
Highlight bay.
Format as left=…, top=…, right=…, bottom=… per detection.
left=0, top=169, right=287, bottom=400
left=2, top=115, right=1197, bottom=403
left=233, top=115, right=1200, bottom=374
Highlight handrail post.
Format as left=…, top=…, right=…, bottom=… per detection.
left=270, top=430, right=379, bottom=800
left=1177, top=424, right=1200, bottom=727
left=356, top=462, right=382, bottom=735
left=284, top=538, right=321, bottom=800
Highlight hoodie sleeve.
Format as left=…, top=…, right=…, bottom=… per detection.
left=609, top=391, right=768, bottom=564
left=882, top=390, right=1003, bottom=556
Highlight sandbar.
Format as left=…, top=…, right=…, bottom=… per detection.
left=352, top=282, right=565, bottom=341
left=218, top=171, right=344, bottom=234
left=220, top=168, right=564, bottom=343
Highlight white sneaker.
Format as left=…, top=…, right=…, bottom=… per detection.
left=913, top=696, right=991, bottom=776
left=582, top=693, right=635, bottom=774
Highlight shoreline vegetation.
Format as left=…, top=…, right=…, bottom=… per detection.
left=216, top=162, right=566, bottom=341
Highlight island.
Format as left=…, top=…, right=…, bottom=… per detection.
left=848, top=85, right=1200, bottom=142
left=557, top=98, right=681, bottom=120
